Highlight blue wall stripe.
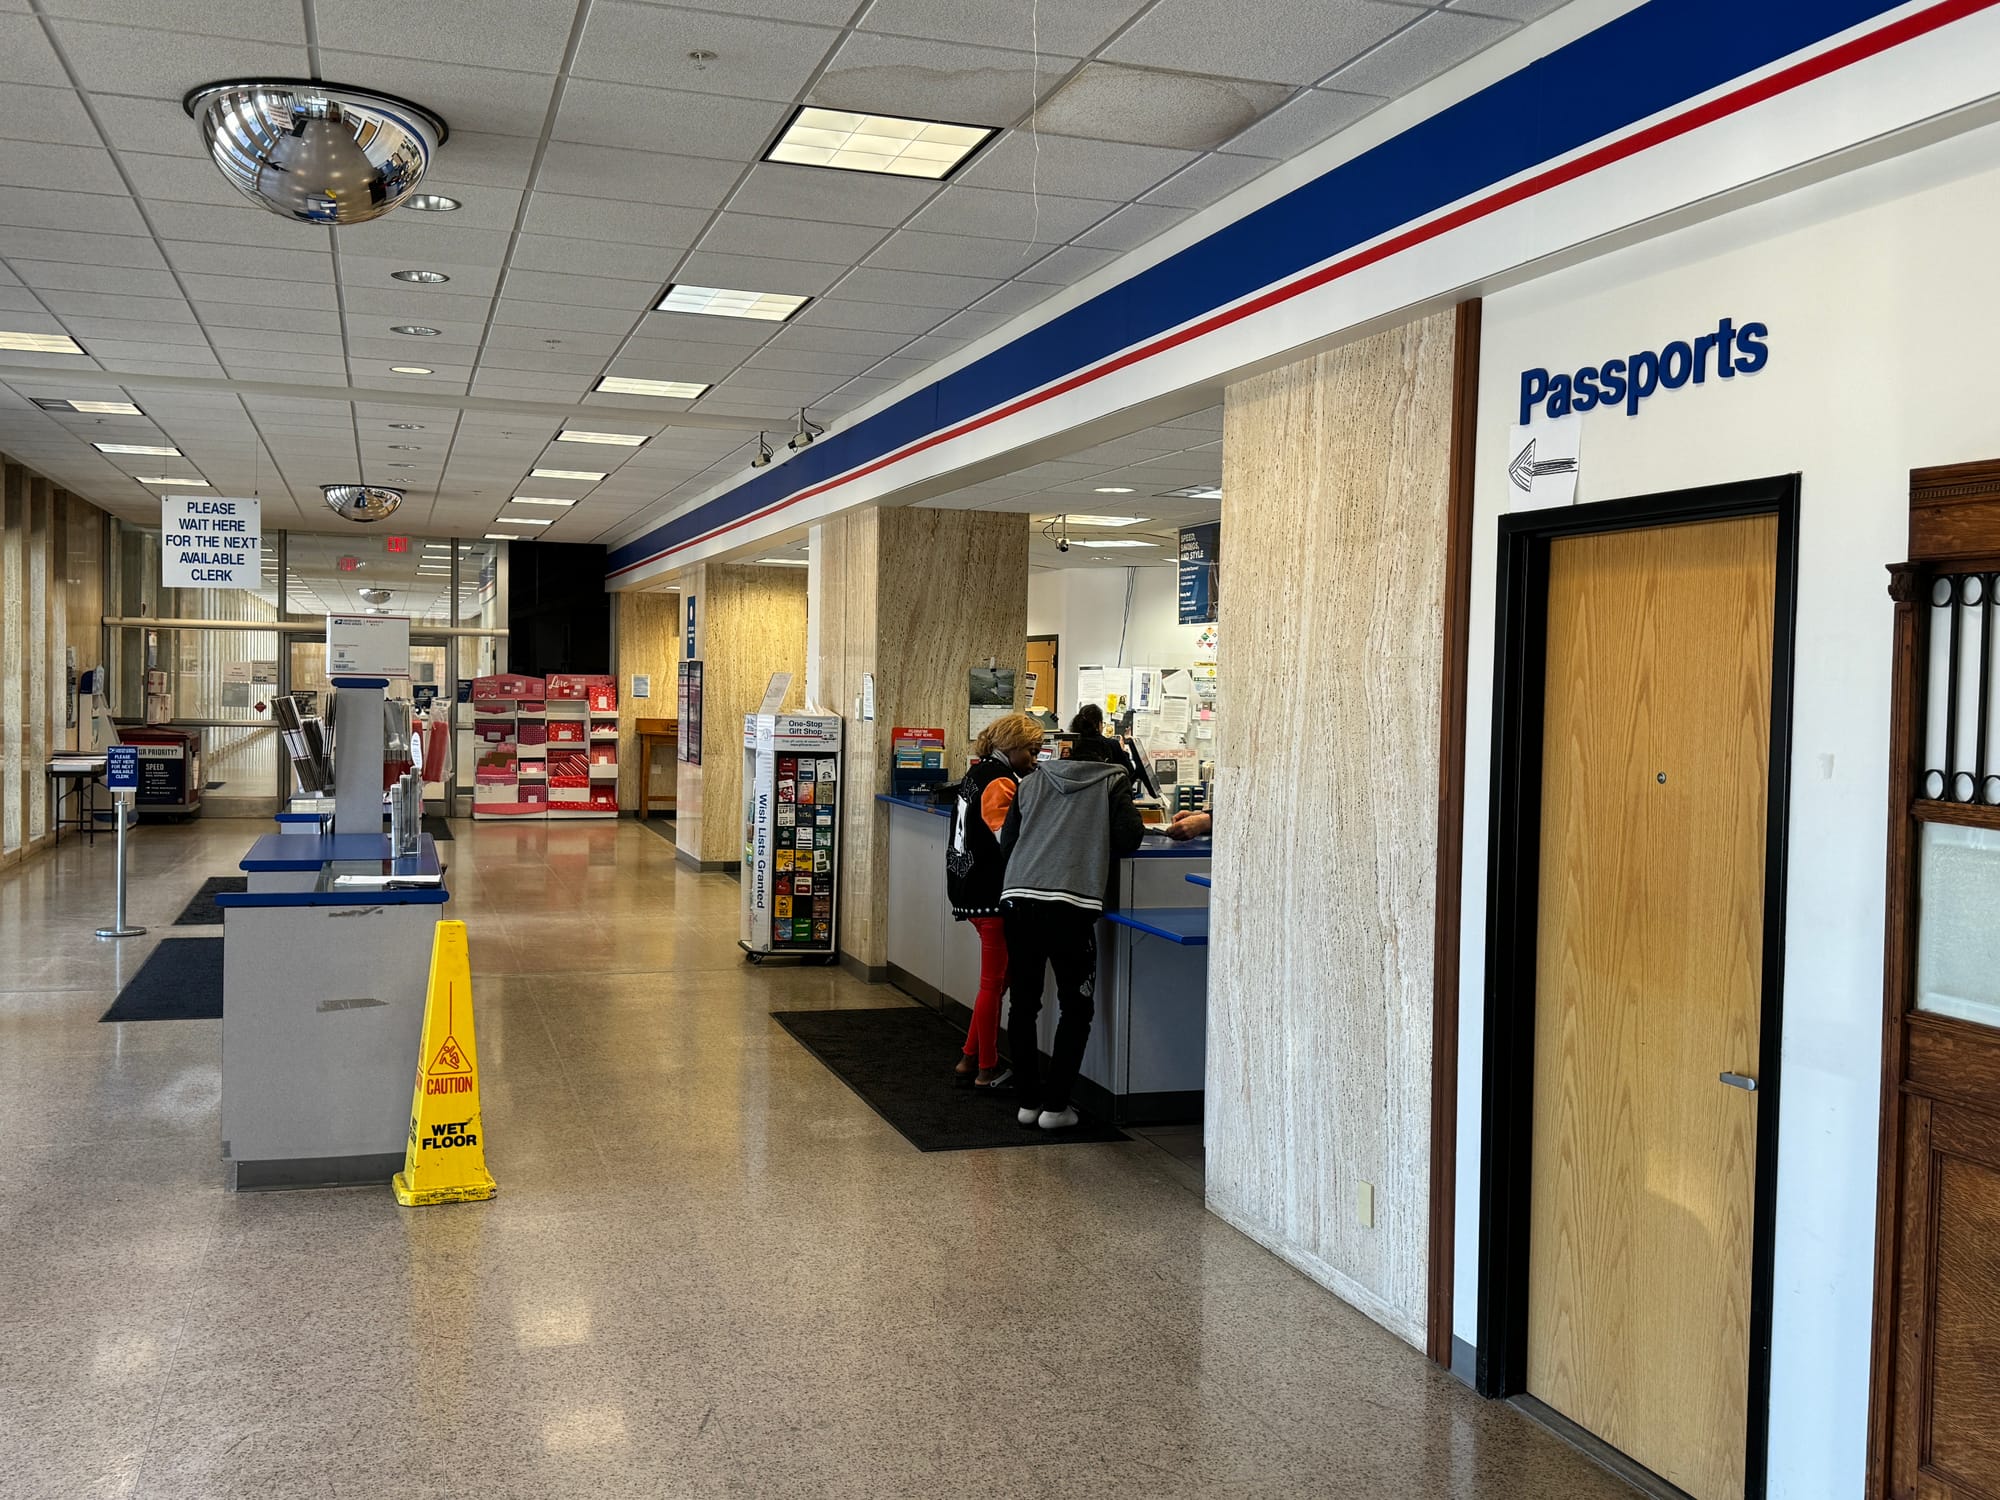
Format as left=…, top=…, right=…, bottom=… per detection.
left=610, top=0, right=1910, bottom=578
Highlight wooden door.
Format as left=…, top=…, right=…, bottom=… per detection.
left=1528, top=515, right=1776, bottom=1500
left=1025, top=635, right=1057, bottom=712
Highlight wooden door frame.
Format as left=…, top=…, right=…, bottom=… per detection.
left=1472, top=475, right=1802, bottom=1498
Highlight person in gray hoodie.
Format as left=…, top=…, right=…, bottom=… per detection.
left=997, top=733, right=1144, bottom=1130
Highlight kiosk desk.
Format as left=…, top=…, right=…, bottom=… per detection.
left=879, top=793, right=1210, bottom=1124
left=216, top=834, right=448, bottom=1190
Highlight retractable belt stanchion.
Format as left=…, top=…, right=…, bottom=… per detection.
left=96, top=744, right=145, bottom=941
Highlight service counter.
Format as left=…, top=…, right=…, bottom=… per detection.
left=878, top=792, right=1210, bottom=1124
left=215, top=832, right=449, bottom=1190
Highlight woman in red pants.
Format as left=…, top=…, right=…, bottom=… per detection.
left=945, top=713, right=1044, bottom=1089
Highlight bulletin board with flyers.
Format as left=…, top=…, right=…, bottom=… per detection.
left=738, top=711, right=842, bottom=960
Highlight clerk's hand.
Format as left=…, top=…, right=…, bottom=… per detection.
left=1165, top=811, right=1211, bottom=840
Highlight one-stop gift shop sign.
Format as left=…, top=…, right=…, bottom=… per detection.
left=161, top=496, right=260, bottom=588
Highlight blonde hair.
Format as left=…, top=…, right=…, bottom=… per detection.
left=974, top=712, right=1044, bottom=760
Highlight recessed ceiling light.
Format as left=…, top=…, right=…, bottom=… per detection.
left=391, top=325, right=441, bottom=337
left=764, top=106, right=993, bottom=180
left=556, top=430, right=645, bottom=447
left=140, top=475, right=209, bottom=486
left=511, top=496, right=575, bottom=506
left=387, top=444, right=422, bottom=451
left=1072, top=539, right=1158, bottom=549
left=32, top=397, right=143, bottom=415
left=653, top=285, right=810, bottom=323
left=1092, top=486, right=1135, bottom=494
left=593, top=375, right=711, bottom=398
left=0, top=331, right=86, bottom=354
left=1054, top=514, right=1148, bottom=527
left=484, top=532, right=518, bottom=540
left=386, top=462, right=416, bottom=468
left=404, top=194, right=460, bottom=212
left=1159, top=485, right=1222, bottom=500
left=94, top=442, right=181, bottom=456
left=391, top=269, right=450, bottom=284
left=389, top=422, right=425, bottom=430
left=392, top=366, right=434, bottom=375
left=531, top=467, right=606, bottom=482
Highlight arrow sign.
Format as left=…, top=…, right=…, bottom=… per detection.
left=1508, top=436, right=1580, bottom=492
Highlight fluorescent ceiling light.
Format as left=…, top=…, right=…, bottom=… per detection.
left=391, top=325, right=441, bottom=337
left=765, top=106, right=993, bottom=180
left=1159, top=485, right=1222, bottom=500
left=531, top=467, right=605, bottom=482
left=556, top=430, right=646, bottom=447
left=33, top=397, right=142, bottom=415
left=392, top=366, right=434, bottom=375
left=140, top=475, right=208, bottom=486
left=1092, top=486, right=1135, bottom=494
left=1072, top=539, right=1157, bottom=549
left=654, top=285, right=809, bottom=323
left=0, top=331, right=86, bottom=354
left=1055, top=514, right=1147, bottom=527
left=594, top=375, right=711, bottom=398
left=95, top=442, right=181, bottom=456
left=755, top=557, right=809, bottom=566
left=499, top=514, right=551, bottom=524
left=484, top=533, right=518, bottom=541
left=511, top=496, right=575, bottom=507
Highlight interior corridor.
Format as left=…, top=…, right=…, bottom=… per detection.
left=0, top=819, right=1631, bottom=1500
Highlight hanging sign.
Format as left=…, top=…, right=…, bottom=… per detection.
left=160, top=496, right=260, bottom=588
left=1177, top=523, right=1219, bottom=625
left=685, top=595, right=698, bottom=657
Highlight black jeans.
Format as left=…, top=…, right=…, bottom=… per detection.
left=1003, top=900, right=1099, bottom=1113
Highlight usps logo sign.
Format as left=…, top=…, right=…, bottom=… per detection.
left=161, top=496, right=260, bottom=588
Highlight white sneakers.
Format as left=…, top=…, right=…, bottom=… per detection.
left=1037, top=1108, right=1079, bottom=1131
left=1017, top=1106, right=1040, bottom=1127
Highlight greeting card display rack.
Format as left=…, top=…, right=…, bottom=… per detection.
left=472, top=673, right=618, bottom=820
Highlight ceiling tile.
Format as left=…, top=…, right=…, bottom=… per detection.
left=332, top=221, right=517, bottom=268
left=1074, top=201, right=1194, bottom=251
left=315, top=0, right=573, bottom=71
left=1324, top=10, right=1514, bottom=95
left=905, top=184, right=1114, bottom=244
left=223, top=353, right=350, bottom=378
left=52, top=20, right=307, bottom=99
left=43, top=0, right=303, bottom=40
left=196, top=302, right=343, bottom=336
left=339, top=255, right=501, bottom=299
left=791, top=298, right=942, bottom=335
left=317, top=51, right=558, bottom=139
left=0, top=185, right=147, bottom=236
left=522, top=193, right=710, bottom=248
left=674, top=250, right=850, bottom=299
left=114, top=150, right=256, bottom=206
left=429, top=130, right=540, bottom=190
left=727, top=164, right=940, bottom=230
left=0, top=81, right=99, bottom=145
left=569, top=4, right=838, bottom=101
left=1216, top=86, right=1383, bottom=158
left=1446, top=0, right=1566, bottom=20
left=477, top=347, right=612, bottom=377
left=9, top=259, right=180, bottom=298
left=0, top=14, right=69, bottom=86
left=535, top=141, right=745, bottom=210
left=621, top=314, right=777, bottom=350
left=929, top=308, right=1010, bottom=341
left=765, top=323, right=908, bottom=357
left=696, top=212, right=887, bottom=266
left=338, top=288, right=492, bottom=322
left=742, top=346, right=875, bottom=377
left=1140, top=150, right=1278, bottom=209
left=147, top=200, right=334, bottom=253
left=41, top=289, right=194, bottom=324
left=857, top=0, right=1150, bottom=56
left=480, top=324, right=625, bottom=357
left=1035, top=63, right=1294, bottom=151
left=497, top=268, right=659, bottom=310
left=0, top=286, right=46, bottom=314
left=206, top=326, right=346, bottom=356
left=830, top=266, right=999, bottom=311
left=1102, top=0, right=1415, bottom=86
left=969, top=280, right=1060, bottom=317
left=0, top=226, right=161, bottom=268
left=87, top=92, right=205, bottom=158
left=492, top=298, right=645, bottom=336
left=511, top=234, right=688, bottom=282
left=952, top=132, right=1194, bottom=201
left=551, top=77, right=788, bottom=159
left=866, top=230, right=1059, bottom=280
left=810, top=33, right=1080, bottom=128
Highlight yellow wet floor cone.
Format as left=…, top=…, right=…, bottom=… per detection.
left=393, top=920, right=497, bottom=1206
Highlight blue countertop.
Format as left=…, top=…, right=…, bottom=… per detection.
left=877, top=792, right=1212, bottom=859
left=1106, top=907, right=1210, bottom=946
left=237, top=832, right=444, bottom=876
left=1186, top=873, right=1212, bottom=888
left=217, top=887, right=451, bottom=908
left=876, top=792, right=950, bottom=818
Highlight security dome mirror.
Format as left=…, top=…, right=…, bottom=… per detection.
left=184, top=79, right=448, bottom=226
left=321, top=485, right=405, bottom=523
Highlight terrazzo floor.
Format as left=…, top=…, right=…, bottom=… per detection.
left=0, top=817, right=1636, bottom=1499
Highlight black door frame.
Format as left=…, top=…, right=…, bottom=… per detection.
left=1473, top=475, right=1802, bottom=1499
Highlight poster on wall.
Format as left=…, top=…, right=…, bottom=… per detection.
left=676, top=662, right=689, bottom=758
left=967, top=666, right=1015, bottom=741
left=1177, top=522, right=1219, bottom=625
left=161, top=496, right=260, bottom=588
left=680, top=659, right=703, bottom=765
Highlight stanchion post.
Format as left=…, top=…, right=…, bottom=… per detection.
left=97, top=746, right=146, bottom=941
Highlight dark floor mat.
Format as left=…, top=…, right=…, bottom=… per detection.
left=171, top=875, right=247, bottom=926
left=101, top=937, right=224, bottom=1022
left=771, top=1007, right=1127, bottom=1152
left=640, top=816, right=676, bottom=845
left=423, top=815, right=454, bottom=843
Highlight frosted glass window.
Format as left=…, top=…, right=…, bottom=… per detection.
left=1915, top=821, right=2000, bottom=1028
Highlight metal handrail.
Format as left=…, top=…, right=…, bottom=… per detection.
left=101, top=616, right=506, bottom=637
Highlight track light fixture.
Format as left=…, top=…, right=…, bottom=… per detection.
left=787, top=408, right=824, bottom=451
left=750, top=433, right=773, bottom=469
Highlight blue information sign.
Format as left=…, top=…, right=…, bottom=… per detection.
left=1177, top=523, right=1219, bottom=625
left=106, top=744, right=138, bottom=790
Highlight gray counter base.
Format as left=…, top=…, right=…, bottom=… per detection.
left=227, top=1151, right=405, bottom=1192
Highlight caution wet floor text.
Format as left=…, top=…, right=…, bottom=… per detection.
left=393, top=920, right=497, bottom=1206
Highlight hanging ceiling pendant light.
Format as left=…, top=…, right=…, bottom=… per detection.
left=321, top=484, right=405, bottom=523
left=184, top=79, right=448, bottom=226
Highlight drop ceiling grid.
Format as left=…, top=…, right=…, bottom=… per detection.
left=0, top=0, right=1556, bottom=538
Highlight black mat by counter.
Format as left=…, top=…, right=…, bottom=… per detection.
left=423, top=815, right=454, bottom=843
left=171, top=876, right=248, bottom=926
left=101, top=937, right=223, bottom=1022
left=771, top=1007, right=1126, bottom=1152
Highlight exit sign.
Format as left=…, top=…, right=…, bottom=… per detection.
left=385, top=536, right=409, bottom=554
left=337, top=555, right=359, bottom=572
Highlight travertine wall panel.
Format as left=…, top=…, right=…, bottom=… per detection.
left=812, top=507, right=1028, bottom=969
left=1207, top=310, right=1457, bottom=1347
left=614, top=588, right=681, bottom=814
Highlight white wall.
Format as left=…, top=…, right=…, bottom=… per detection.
left=1025, top=565, right=1206, bottom=724
left=1455, top=120, right=2000, bottom=1500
